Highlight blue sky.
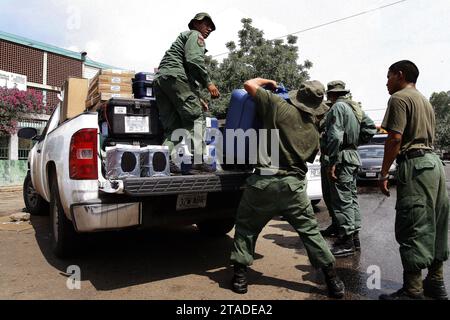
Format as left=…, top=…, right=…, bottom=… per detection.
left=1, top=0, right=449, bottom=124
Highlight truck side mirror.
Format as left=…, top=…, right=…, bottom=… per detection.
left=18, top=128, right=38, bottom=140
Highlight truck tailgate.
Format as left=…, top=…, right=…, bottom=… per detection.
left=122, top=171, right=249, bottom=197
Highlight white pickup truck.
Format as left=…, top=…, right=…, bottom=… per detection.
left=19, top=100, right=322, bottom=259
left=19, top=103, right=249, bottom=258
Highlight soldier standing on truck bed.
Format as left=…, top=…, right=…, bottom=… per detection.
left=154, top=13, right=220, bottom=173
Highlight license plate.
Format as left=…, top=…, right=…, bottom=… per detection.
left=124, top=116, right=149, bottom=133
left=366, top=172, right=377, bottom=178
left=176, top=193, right=207, bottom=211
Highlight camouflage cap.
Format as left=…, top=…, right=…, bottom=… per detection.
left=326, top=80, right=350, bottom=94
left=188, top=12, right=216, bottom=31
left=288, top=81, right=329, bottom=116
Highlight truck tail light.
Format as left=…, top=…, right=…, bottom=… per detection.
left=70, top=129, right=98, bottom=180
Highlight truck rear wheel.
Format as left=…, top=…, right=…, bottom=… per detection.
left=23, top=172, right=49, bottom=216
left=49, top=175, right=78, bottom=259
left=196, top=217, right=235, bottom=236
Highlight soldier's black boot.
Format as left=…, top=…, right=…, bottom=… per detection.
left=231, top=263, right=248, bottom=294
left=423, top=278, right=448, bottom=300
left=331, top=235, right=355, bottom=258
left=320, top=224, right=338, bottom=238
left=353, top=232, right=361, bottom=251
left=322, top=264, right=345, bottom=299
left=424, top=261, right=448, bottom=300
left=379, top=271, right=425, bottom=300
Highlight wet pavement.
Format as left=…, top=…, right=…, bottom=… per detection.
left=0, top=164, right=449, bottom=300
left=309, top=168, right=450, bottom=299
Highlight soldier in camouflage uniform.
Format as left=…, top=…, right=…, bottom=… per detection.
left=379, top=60, right=449, bottom=300
left=154, top=13, right=220, bottom=171
left=229, top=78, right=345, bottom=299
left=323, top=81, right=376, bottom=257
left=319, top=101, right=338, bottom=238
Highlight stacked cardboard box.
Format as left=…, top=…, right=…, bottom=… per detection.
left=61, top=77, right=89, bottom=123
left=86, top=69, right=135, bottom=110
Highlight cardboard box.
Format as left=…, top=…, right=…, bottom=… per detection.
left=97, top=69, right=135, bottom=77
left=85, top=92, right=134, bottom=110
left=61, top=77, right=89, bottom=123
left=96, top=75, right=133, bottom=85
left=88, top=83, right=133, bottom=96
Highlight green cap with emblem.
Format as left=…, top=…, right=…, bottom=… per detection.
left=326, top=80, right=350, bottom=94
left=188, top=12, right=216, bottom=31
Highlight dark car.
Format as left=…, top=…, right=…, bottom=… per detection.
left=357, top=145, right=396, bottom=181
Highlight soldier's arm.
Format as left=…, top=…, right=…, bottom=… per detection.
left=326, top=104, right=345, bottom=166
left=378, top=95, right=406, bottom=196
left=243, top=78, right=277, bottom=97
left=244, top=78, right=278, bottom=120
left=379, top=131, right=402, bottom=196
left=362, top=111, right=377, bottom=132
left=184, top=31, right=213, bottom=88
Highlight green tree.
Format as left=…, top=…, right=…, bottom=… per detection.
left=430, top=91, right=450, bottom=151
left=205, top=18, right=312, bottom=118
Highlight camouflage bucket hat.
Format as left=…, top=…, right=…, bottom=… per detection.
left=188, top=12, right=216, bottom=31
left=326, top=80, right=350, bottom=94
left=288, top=81, right=329, bottom=116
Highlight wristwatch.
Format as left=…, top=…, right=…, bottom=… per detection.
left=378, top=173, right=389, bottom=181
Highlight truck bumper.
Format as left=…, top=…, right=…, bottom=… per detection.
left=69, top=190, right=243, bottom=233
left=71, top=202, right=141, bottom=232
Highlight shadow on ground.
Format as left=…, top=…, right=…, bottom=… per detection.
left=30, top=215, right=239, bottom=291
left=29, top=215, right=319, bottom=296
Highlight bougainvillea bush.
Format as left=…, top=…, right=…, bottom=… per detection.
left=0, top=87, right=49, bottom=136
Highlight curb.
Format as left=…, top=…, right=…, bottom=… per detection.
left=0, top=186, right=23, bottom=193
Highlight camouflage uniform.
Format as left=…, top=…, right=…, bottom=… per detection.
left=154, top=13, right=215, bottom=156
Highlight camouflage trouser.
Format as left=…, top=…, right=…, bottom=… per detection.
left=395, top=153, right=449, bottom=272
left=321, top=166, right=338, bottom=227
left=154, top=75, right=205, bottom=158
left=329, top=164, right=361, bottom=237
left=230, top=175, right=335, bottom=269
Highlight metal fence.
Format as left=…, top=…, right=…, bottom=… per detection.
left=18, top=148, right=30, bottom=160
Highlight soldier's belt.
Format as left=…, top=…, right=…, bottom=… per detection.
left=253, top=168, right=301, bottom=177
left=339, top=145, right=357, bottom=151
left=397, top=149, right=433, bottom=162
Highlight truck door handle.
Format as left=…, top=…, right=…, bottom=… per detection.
left=37, top=150, right=42, bottom=154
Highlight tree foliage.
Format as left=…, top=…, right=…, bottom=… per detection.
left=430, top=91, right=450, bottom=151
left=0, top=88, right=47, bottom=136
left=205, top=18, right=312, bottom=118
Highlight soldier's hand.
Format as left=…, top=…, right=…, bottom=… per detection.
left=200, top=99, right=209, bottom=112
left=378, top=178, right=391, bottom=197
left=208, top=84, right=220, bottom=99
left=327, top=165, right=338, bottom=182
left=265, top=80, right=278, bottom=91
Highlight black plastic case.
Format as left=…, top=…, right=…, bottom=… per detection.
left=100, top=98, right=160, bottom=138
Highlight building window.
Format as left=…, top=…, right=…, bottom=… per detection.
left=0, top=136, right=9, bottom=160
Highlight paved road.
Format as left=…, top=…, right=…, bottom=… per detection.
left=0, top=164, right=449, bottom=300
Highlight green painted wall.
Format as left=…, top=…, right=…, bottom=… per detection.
left=0, top=160, right=27, bottom=186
